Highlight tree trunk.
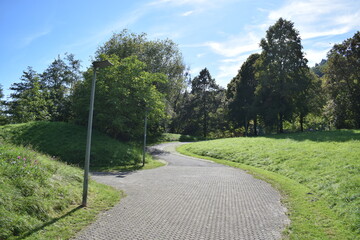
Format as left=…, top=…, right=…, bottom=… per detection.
left=254, top=116, right=258, bottom=136
left=278, top=113, right=284, bottom=133
left=244, top=115, right=248, bottom=137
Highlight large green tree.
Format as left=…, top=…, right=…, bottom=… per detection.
left=7, top=67, right=50, bottom=123
left=41, top=53, right=82, bottom=121
left=189, top=68, right=222, bottom=138
left=256, top=18, right=309, bottom=133
left=325, top=31, right=360, bottom=128
left=227, top=53, right=260, bottom=136
left=96, top=30, right=187, bottom=126
left=72, top=55, right=167, bottom=141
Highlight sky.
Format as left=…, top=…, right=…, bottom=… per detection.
left=1, top=0, right=359, bottom=99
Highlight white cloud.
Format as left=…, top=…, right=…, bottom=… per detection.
left=203, top=32, right=261, bottom=57
left=304, top=48, right=331, bottom=66
left=181, top=10, right=195, bottom=16
left=215, top=63, right=242, bottom=86
left=22, top=29, right=51, bottom=47
left=267, top=0, right=360, bottom=40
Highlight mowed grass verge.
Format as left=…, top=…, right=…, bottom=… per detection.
left=177, top=130, right=360, bottom=240
left=0, top=141, right=121, bottom=240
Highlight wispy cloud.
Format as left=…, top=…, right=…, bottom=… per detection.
left=22, top=29, right=51, bottom=47
left=64, top=7, right=146, bottom=54
left=267, top=0, right=360, bottom=40
left=202, top=32, right=261, bottom=58
left=181, top=10, right=195, bottom=16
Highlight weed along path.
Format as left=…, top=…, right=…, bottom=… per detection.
left=74, top=142, right=289, bottom=240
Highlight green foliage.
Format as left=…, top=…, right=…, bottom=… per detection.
left=172, top=68, right=226, bottom=138
left=0, top=84, right=8, bottom=125
left=311, top=59, right=327, bottom=78
left=7, top=54, right=82, bottom=124
left=256, top=18, right=310, bottom=133
left=179, top=130, right=360, bottom=238
left=325, top=31, right=360, bottom=129
left=227, top=53, right=260, bottom=135
left=7, top=67, right=51, bottom=123
left=96, top=29, right=187, bottom=124
left=72, top=55, right=167, bottom=141
left=0, top=121, right=142, bottom=168
left=41, top=53, right=82, bottom=122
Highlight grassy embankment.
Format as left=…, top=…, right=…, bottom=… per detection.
left=0, top=141, right=120, bottom=240
left=0, top=121, right=163, bottom=171
left=178, top=130, right=360, bottom=240
left=0, top=121, right=164, bottom=239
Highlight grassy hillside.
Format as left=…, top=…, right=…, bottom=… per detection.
left=0, top=141, right=120, bottom=239
left=0, top=121, right=143, bottom=169
left=178, top=130, right=360, bottom=239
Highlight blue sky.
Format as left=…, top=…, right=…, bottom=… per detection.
left=1, top=0, right=359, bottom=99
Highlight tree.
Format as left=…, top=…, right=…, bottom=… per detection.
left=7, top=67, right=50, bottom=123
left=41, top=53, right=82, bottom=121
left=294, top=71, right=324, bottom=131
left=96, top=30, right=187, bottom=128
left=190, top=68, right=222, bottom=138
left=0, top=84, right=8, bottom=125
left=72, top=55, right=168, bottom=141
left=325, top=31, right=360, bottom=128
left=256, top=18, right=309, bottom=133
left=227, top=53, right=260, bottom=136
left=311, top=59, right=327, bottom=78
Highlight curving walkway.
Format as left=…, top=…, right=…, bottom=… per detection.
left=74, top=142, right=289, bottom=240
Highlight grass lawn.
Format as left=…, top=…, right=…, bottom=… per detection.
left=178, top=130, right=360, bottom=240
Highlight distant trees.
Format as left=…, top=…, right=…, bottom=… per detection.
left=4, top=26, right=359, bottom=139
left=7, top=67, right=50, bottom=123
left=6, top=54, right=82, bottom=124
left=171, top=68, right=225, bottom=138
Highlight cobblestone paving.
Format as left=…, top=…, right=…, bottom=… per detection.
left=74, top=142, right=289, bottom=240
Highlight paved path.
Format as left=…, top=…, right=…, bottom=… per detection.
left=74, top=142, right=289, bottom=240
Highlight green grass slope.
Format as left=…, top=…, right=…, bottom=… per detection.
left=0, top=141, right=120, bottom=240
left=178, top=130, right=360, bottom=239
left=0, top=121, right=142, bottom=169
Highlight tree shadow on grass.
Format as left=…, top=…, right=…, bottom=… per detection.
left=262, top=130, right=360, bottom=143
left=17, top=206, right=83, bottom=239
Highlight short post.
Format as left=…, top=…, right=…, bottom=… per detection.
left=142, top=109, right=148, bottom=167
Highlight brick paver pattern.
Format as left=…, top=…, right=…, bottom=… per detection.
left=74, top=142, right=290, bottom=240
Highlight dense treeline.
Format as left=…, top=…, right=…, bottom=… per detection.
left=1, top=19, right=359, bottom=140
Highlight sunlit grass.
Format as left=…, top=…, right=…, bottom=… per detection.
left=178, top=130, right=360, bottom=240
left=0, top=142, right=120, bottom=240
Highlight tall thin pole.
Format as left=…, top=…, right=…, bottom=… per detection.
left=142, top=110, right=147, bottom=167
left=82, top=67, right=97, bottom=207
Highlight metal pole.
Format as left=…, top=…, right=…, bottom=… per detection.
left=82, top=67, right=97, bottom=207
left=142, top=110, right=147, bottom=167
